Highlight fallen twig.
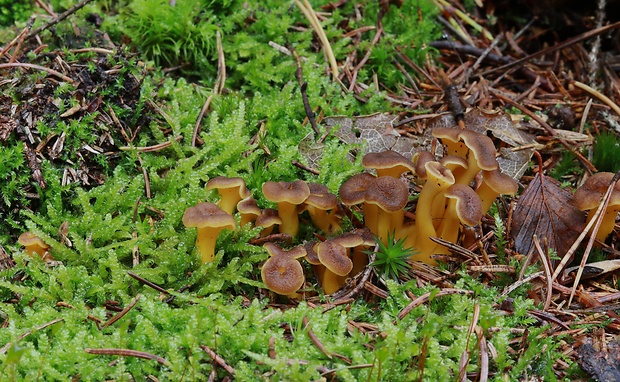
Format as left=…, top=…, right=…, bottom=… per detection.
left=84, top=347, right=171, bottom=367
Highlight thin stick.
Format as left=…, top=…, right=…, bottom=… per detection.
left=533, top=235, right=553, bottom=312
left=0, top=63, right=75, bottom=84
left=128, top=271, right=170, bottom=295
left=295, top=0, right=339, bottom=78
left=102, top=294, right=141, bottom=328
left=28, top=0, right=96, bottom=39
left=573, top=80, right=620, bottom=117
left=0, top=318, right=64, bottom=354
left=397, top=288, right=474, bottom=321
left=119, top=136, right=183, bottom=152
left=85, top=348, right=171, bottom=367
left=192, top=95, right=213, bottom=147
left=200, top=345, right=236, bottom=375
left=215, top=31, right=226, bottom=94
left=303, top=316, right=332, bottom=359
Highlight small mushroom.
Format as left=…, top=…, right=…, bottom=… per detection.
left=414, top=161, right=455, bottom=265
left=436, top=184, right=483, bottom=254
left=339, top=172, right=377, bottom=232
left=237, top=196, right=261, bottom=227
left=299, top=183, right=341, bottom=234
left=433, top=128, right=499, bottom=186
left=262, top=180, right=311, bottom=237
left=412, top=150, right=436, bottom=182
left=182, top=202, right=236, bottom=263
left=364, top=176, right=409, bottom=244
left=206, top=176, right=252, bottom=215
left=362, top=150, right=416, bottom=178
left=18, top=232, right=53, bottom=261
left=476, top=169, right=519, bottom=215
left=574, top=172, right=620, bottom=242
left=261, top=242, right=306, bottom=295
left=255, top=208, right=282, bottom=236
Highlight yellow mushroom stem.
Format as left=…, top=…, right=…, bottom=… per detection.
left=414, top=162, right=455, bottom=265
left=196, top=226, right=229, bottom=263
left=277, top=202, right=301, bottom=237
left=320, top=269, right=347, bottom=295
left=587, top=206, right=620, bottom=243
left=217, top=187, right=244, bottom=215
left=362, top=203, right=379, bottom=235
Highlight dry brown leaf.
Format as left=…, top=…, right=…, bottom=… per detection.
left=510, top=172, right=586, bottom=260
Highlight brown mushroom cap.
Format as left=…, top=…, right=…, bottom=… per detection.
left=477, top=169, right=519, bottom=214
left=302, top=183, right=338, bottom=211
left=317, top=239, right=353, bottom=276
left=255, top=208, right=282, bottom=236
left=206, top=176, right=252, bottom=215
left=237, top=196, right=261, bottom=226
left=261, top=242, right=306, bottom=295
left=262, top=180, right=311, bottom=205
left=574, top=172, right=620, bottom=211
left=364, top=176, right=409, bottom=212
left=18, top=232, right=52, bottom=260
left=182, top=202, right=236, bottom=230
left=412, top=150, right=436, bottom=180
left=339, top=173, right=376, bottom=206
left=439, top=155, right=469, bottom=172
left=574, top=172, right=620, bottom=242
left=362, top=150, right=416, bottom=178
left=444, top=184, right=483, bottom=227
left=304, top=240, right=321, bottom=265
left=17, top=232, right=49, bottom=250
left=432, top=128, right=498, bottom=172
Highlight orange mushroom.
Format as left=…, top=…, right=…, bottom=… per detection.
left=262, top=180, right=310, bottom=237
left=206, top=176, right=251, bottom=215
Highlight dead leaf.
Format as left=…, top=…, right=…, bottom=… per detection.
left=325, top=113, right=424, bottom=159
left=510, top=172, right=586, bottom=261
left=563, top=259, right=620, bottom=282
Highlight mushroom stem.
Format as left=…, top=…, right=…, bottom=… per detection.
left=588, top=206, right=620, bottom=242
left=277, top=202, right=300, bottom=237
left=414, top=163, right=455, bottom=264
left=321, top=269, right=346, bottom=295
left=196, top=227, right=226, bottom=263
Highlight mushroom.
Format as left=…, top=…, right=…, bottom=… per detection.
left=206, top=176, right=252, bottom=215
left=412, top=150, right=436, bottom=182
left=299, top=183, right=341, bottom=234
left=339, top=172, right=377, bottom=233
left=435, top=184, right=483, bottom=254
left=476, top=169, right=519, bottom=215
left=262, top=180, right=311, bottom=237
left=304, top=240, right=341, bottom=294
left=316, top=233, right=372, bottom=294
left=182, top=202, right=236, bottom=263
left=237, top=196, right=261, bottom=227
left=362, top=150, right=416, bottom=178
left=432, top=128, right=499, bottom=187
left=364, top=176, right=409, bottom=244
left=18, top=232, right=53, bottom=261
left=414, top=161, right=455, bottom=265
left=574, top=172, right=620, bottom=242
left=261, top=242, right=306, bottom=295
left=255, top=208, right=282, bottom=236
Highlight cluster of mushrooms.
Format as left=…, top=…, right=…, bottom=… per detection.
left=182, top=127, right=522, bottom=296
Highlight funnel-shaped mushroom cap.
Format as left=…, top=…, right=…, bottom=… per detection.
left=575, top=172, right=620, bottom=211
left=182, top=202, right=236, bottom=230
left=432, top=128, right=498, bottom=172
left=261, top=242, right=306, bottom=295
left=362, top=150, right=416, bottom=178
left=262, top=180, right=310, bottom=205
left=317, top=239, right=353, bottom=276
left=444, top=184, right=483, bottom=227
left=339, top=173, right=376, bottom=206
left=365, top=176, right=408, bottom=212
left=574, top=172, right=620, bottom=242
left=412, top=150, right=436, bottom=180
